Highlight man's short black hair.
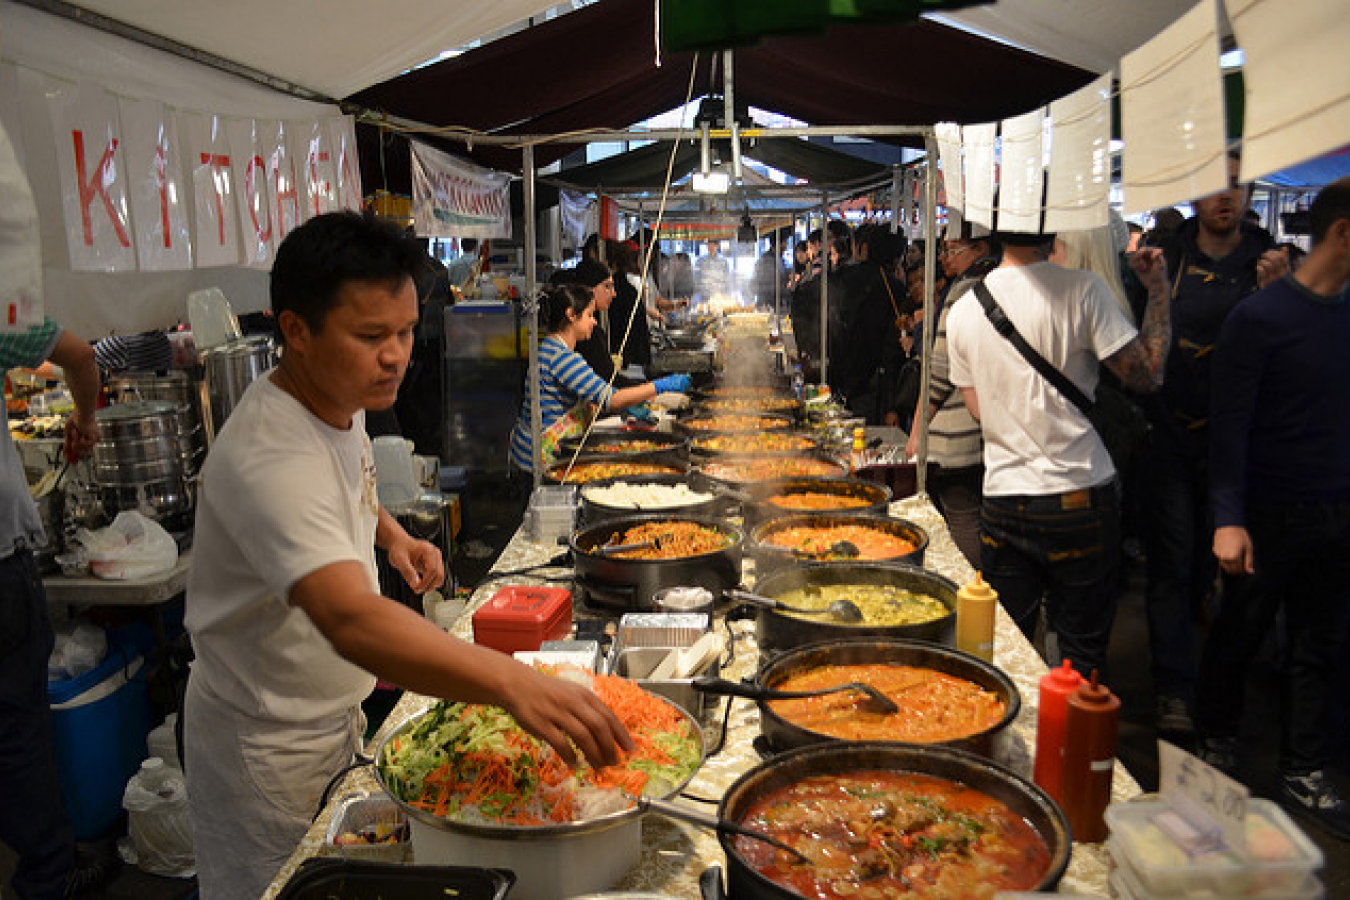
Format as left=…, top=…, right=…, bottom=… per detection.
left=1310, top=176, right=1350, bottom=245
left=270, top=212, right=425, bottom=345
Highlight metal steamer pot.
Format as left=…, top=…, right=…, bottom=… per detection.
left=106, top=369, right=209, bottom=474
left=715, top=743, right=1071, bottom=900
left=752, top=637, right=1020, bottom=757
left=577, top=474, right=724, bottom=526
left=748, top=513, right=927, bottom=578
left=738, top=476, right=892, bottom=530
left=374, top=698, right=706, bottom=900
left=92, top=402, right=193, bottom=528
left=570, top=513, right=743, bottom=612
left=749, top=562, right=956, bottom=650
left=557, top=429, right=691, bottom=466
left=200, top=335, right=278, bottom=440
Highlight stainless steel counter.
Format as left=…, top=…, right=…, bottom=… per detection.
left=43, top=550, right=192, bottom=608
left=264, top=494, right=1139, bottom=898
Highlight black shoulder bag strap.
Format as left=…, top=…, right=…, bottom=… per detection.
left=972, top=279, right=1096, bottom=417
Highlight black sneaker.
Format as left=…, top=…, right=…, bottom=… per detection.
left=1197, top=736, right=1239, bottom=776
left=1156, top=695, right=1195, bottom=737
left=1280, top=770, right=1350, bottom=842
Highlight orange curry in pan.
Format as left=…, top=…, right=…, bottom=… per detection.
left=766, top=663, right=1006, bottom=744
left=764, top=523, right=917, bottom=560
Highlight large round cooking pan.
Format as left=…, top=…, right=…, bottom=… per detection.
left=570, top=513, right=743, bottom=612
left=750, top=562, right=955, bottom=649
left=557, top=429, right=690, bottom=464
left=690, top=432, right=819, bottom=458
left=694, top=454, right=847, bottom=487
left=716, top=742, right=1070, bottom=900
left=690, top=393, right=802, bottom=418
left=739, top=476, right=891, bottom=530
left=676, top=412, right=795, bottom=436
left=752, top=637, right=1019, bottom=757
left=577, top=473, right=723, bottom=526
left=749, top=512, right=927, bottom=577
left=544, top=458, right=686, bottom=485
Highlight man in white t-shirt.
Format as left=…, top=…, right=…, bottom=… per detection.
left=946, top=230, right=1171, bottom=677
left=184, top=213, right=632, bottom=900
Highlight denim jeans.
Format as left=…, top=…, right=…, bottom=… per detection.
left=1195, top=497, right=1350, bottom=774
left=981, top=482, right=1120, bottom=678
left=1142, top=433, right=1213, bottom=701
left=0, top=549, right=76, bottom=900
left=931, top=464, right=984, bottom=568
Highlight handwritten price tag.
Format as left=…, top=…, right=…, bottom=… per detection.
left=1158, top=740, right=1250, bottom=855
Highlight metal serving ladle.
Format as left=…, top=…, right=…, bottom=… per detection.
left=636, top=796, right=810, bottom=864
left=692, top=675, right=899, bottom=715
left=725, top=587, right=865, bottom=624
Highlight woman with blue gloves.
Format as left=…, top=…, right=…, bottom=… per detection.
left=510, top=283, right=691, bottom=474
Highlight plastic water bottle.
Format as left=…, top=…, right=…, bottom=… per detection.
left=147, top=714, right=180, bottom=771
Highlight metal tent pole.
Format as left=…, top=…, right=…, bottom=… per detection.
left=818, top=190, right=830, bottom=386
left=524, top=144, right=542, bottom=488
left=916, top=134, right=939, bottom=497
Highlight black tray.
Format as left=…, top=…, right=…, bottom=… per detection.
left=276, top=858, right=516, bottom=900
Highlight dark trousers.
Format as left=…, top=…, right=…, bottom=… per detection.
left=981, top=482, right=1120, bottom=679
left=1142, top=435, right=1213, bottom=701
left=930, top=464, right=983, bottom=568
left=0, top=549, right=75, bottom=900
left=1195, top=497, right=1350, bottom=774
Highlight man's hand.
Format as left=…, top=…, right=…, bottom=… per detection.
left=500, top=665, right=634, bottom=768
left=387, top=535, right=444, bottom=594
left=1256, top=248, right=1290, bottom=289
left=1214, top=525, right=1255, bottom=576
left=63, top=413, right=99, bottom=463
left=1129, top=247, right=1169, bottom=295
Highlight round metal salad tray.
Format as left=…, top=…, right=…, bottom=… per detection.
left=374, top=694, right=706, bottom=840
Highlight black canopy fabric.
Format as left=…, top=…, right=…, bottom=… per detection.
left=347, top=0, right=1094, bottom=180
left=542, top=135, right=893, bottom=191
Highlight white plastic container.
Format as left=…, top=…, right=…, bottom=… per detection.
left=1105, top=799, right=1322, bottom=896
left=526, top=485, right=577, bottom=545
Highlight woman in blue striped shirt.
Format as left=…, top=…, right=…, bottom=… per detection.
left=510, top=283, right=690, bottom=473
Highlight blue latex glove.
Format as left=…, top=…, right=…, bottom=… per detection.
left=652, top=373, right=692, bottom=395
left=624, top=405, right=658, bottom=424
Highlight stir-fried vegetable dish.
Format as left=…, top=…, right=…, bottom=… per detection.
left=380, top=673, right=701, bottom=827
left=735, top=771, right=1051, bottom=900
left=703, top=458, right=846, bottom=482
left=603, top=520, right=732, bottom=559
left=586, top=440, right=664, bottom=452
left=695, top=433, right=814, bottom=453
left=683, top=415, right=790, bottom=432
left=549, top=461, right=682, bottom=483
left=767, top=491, right=871, bottom=511
left=771, top=584, right=948, bottom=627
left=765, top=523, right=918, bottom=560
left=701, top=395, right=798, bottom=412
left=767, top=663, right=1007, bottom=743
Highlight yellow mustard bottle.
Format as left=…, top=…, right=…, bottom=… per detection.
left=956, top=572, right=997, bottom=661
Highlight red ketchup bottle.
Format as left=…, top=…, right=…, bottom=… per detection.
left=1033, top=659, right=1084, bottom=803
left=1060, top=669, right=1120, bottom=843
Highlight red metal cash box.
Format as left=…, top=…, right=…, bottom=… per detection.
left=472, top=585, right=573, bottom=654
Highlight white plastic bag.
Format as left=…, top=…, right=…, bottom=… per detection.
left=74, top=511, right=178, bottom=580
left=123, top=758, right=195, bottom=878
left=48, top=622, right=107, bottom=679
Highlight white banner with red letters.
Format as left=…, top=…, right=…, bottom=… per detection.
left=410, top=139, right=513, bottom=240
left=9, top=61, right=364, bottom=276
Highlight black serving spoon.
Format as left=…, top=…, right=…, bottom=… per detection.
left=692, top=675, right=899, bottom=715
left=725, top=588, right=865, bottom=624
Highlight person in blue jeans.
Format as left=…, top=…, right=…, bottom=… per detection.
left=0, top=319, right=104, bottom=900
left=1198, top=176, right=1350, bottom=841
left=946, top=228, right=1172, bottom=678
